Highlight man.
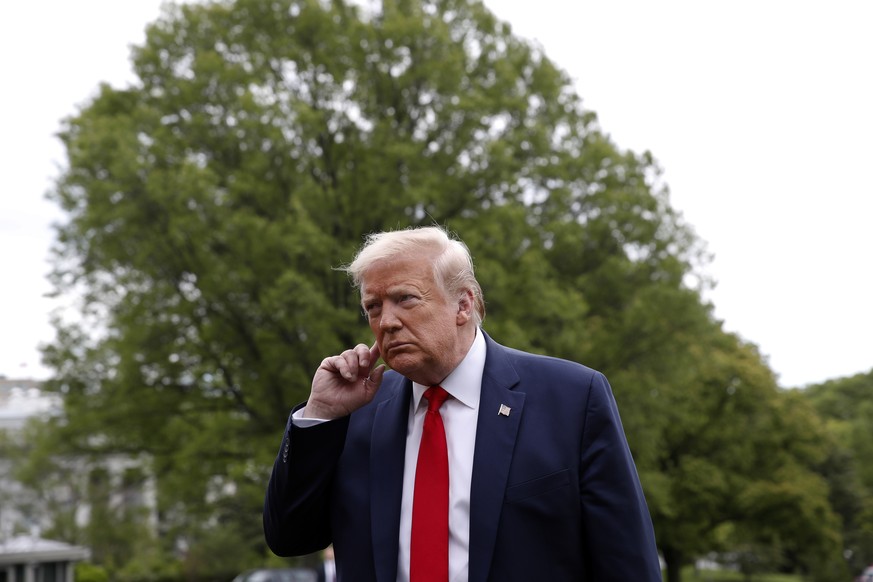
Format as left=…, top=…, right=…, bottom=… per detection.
left=264, top=226, right=662, bottom=581
left=316, top=546, right=336, bottom=582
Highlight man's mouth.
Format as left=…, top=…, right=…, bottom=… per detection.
left=384, top=341, right=412, bottom=354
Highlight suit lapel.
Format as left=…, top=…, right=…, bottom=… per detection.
left=369, top=379, right=411, bottom=582
left=468, top=336, right=524, bottom=582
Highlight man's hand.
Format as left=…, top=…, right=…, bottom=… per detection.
left=303, top=342, right=386, bottom=420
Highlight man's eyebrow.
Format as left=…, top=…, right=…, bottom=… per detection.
left=362, top=285, right=419, bottom=301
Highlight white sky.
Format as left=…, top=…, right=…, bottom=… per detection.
left=1, top=0, right=871, bottom=388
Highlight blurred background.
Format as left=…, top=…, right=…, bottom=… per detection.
left=1, top=1, right=871, bottom=581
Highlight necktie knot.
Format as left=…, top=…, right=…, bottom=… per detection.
left=424, top=386, right=449, bottom=412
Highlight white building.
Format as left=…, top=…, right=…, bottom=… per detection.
left=0, top=379, right=55, bottom=432
left=0, top=378, right=158, bottom=540
left=0, top=535, right=89, bottom=582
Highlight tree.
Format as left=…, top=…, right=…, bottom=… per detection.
left=35, top=0, right=838, bottom=579
left=804, top=369, right=873, bottom=576
left=635, top=322, right=845, bottom=582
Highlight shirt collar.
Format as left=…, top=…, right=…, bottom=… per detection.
left=412, top=328, right=485, bottom=412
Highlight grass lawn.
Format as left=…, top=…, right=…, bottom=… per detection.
left=680, top=565, right=803, bottom=581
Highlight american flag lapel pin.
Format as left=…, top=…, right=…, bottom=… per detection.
left=498, top=404, right=511, bottom=417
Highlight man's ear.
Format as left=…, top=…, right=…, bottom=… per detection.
left=456, top=290, right=474, bottom=325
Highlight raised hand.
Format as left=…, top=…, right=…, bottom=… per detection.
left=303, top=342, right=386, bottom=420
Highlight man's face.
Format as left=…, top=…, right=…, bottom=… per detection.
left=361, top=255, right=472, bottom=386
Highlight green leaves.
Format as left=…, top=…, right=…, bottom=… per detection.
left=26, top=0, right=858, bottom=578
left=804, top=370, right=873, bottom=575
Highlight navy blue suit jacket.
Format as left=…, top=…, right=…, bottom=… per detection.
left=264, top=332, right=661, bottom=581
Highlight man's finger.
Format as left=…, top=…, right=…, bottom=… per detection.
left=353, top=343, right=371, bottom=369
left=334, top=351, right=359, bottom=381
left=369, top=342, right=381, bottom=371
left=365, top=364, right=386, bottom=393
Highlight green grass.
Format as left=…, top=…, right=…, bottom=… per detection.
left=681, top=565, right=803, bottom=582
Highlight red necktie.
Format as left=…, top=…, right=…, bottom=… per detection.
left=411, top=386, right=450, bottom=582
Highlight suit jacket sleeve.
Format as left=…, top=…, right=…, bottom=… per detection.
left=579, top=371, right=662, bottom=581
left=263, top=404, right=349, bottom=556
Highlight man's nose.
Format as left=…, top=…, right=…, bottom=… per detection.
left=379, top=302, right=402, bottom=330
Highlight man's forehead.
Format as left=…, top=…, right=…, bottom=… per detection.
left=361, top=257, right=432, bottom=287
left=361, top=278, right=424, bottom=298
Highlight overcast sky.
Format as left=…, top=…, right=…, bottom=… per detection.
left=1, top=0, right=871, bottom=388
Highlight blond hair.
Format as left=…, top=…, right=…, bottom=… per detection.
left=343, top=226, right=485, bottom=326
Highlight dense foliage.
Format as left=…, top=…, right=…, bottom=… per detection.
left=6, top=0, right=862, bottom=580
left=803, top=370, right=873, bottom=576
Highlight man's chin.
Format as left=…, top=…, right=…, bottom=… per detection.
left=384, top=354, right=418, bottom=376
left=384, top=355, right=433, bottom=385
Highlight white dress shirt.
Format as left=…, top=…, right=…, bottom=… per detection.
left=397, top=329, right=484, bottom=582
left=292, top=330, right=485, bottom=582
left=323, top=559, right=336, bottom=582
